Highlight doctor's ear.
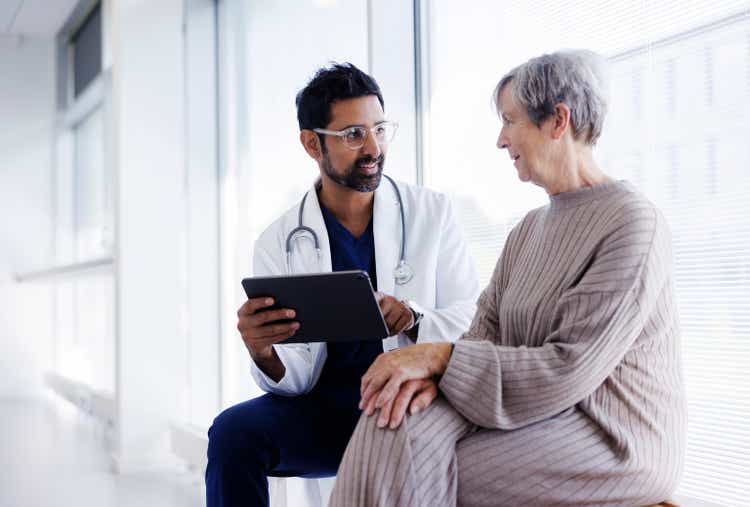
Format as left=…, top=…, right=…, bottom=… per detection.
left=300, top=130, right=324, bottom=161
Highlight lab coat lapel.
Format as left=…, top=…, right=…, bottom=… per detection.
left=374, top=178, right=402, bottom=351
left=298, top=184, right=333, bottom=273
left=373, top=178, right=400, bottom=297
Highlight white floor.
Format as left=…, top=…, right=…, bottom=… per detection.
left=0, top=397, right=204, bottom=507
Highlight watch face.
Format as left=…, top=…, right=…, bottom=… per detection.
left=411, top=309, right=423, bottom=325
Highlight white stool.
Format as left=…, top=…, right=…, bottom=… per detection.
left=270, top=476, right=335, bottom=507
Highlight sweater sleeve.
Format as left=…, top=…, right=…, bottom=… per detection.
left=439, top=205, right=672, bottom=429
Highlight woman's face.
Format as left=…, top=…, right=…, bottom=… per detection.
left=496, top=84, right=555, bottom=189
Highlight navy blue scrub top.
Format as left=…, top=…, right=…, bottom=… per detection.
left=315, top=204, right=383, bottom=387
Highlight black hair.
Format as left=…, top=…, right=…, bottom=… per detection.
left=295, top=62, right=384, bottom=136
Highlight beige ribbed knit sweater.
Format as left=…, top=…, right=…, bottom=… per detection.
left=330, top=181, right=686, bottom=506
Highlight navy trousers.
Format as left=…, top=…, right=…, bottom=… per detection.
left=205, top=383, right=363, bottom=507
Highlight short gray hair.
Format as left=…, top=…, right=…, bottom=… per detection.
left=494, top=50, right=609, bottom=145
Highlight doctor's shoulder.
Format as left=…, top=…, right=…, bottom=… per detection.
left=397, top=181, right=453, bottom=218
left=254, top=201, right=301, bottom=257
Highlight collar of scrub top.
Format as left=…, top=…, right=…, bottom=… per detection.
left=286, top=175, right=408, bottom=296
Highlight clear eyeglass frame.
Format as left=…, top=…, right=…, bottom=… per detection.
left=313, top=121, right=399, bottom=150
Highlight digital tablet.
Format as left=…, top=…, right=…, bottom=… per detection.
left=241, top=270, right=388, bottom=344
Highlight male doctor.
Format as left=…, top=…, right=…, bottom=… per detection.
left=205, top=63, right=479, bottom=507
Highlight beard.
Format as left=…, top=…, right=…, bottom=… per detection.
left=321, top=152, right=385, bottom=192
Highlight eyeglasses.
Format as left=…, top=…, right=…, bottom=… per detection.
left=313, top=121, right=398, bottom=150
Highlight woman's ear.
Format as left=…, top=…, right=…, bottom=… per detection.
left=300, top=130, right=324, bottom=161
left=551, top=103, right=571, bottom=140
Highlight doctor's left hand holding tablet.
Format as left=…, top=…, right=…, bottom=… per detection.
left=374, top=292, right=416, bottom=338
left=236, top=297, right=299, bottom=383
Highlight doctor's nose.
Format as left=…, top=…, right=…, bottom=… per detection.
left=361, top=129, right=382, bottom=158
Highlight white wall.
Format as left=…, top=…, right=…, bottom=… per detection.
left=183, top=0, right=221, bottom=429
left=111, top=0, right=187, bottom=471
left=0, top=36, right=56, bottom=399
left=110, top=0, right=221, bottom=471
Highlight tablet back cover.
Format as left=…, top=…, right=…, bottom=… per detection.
left=241, top=270, right=388, bottom=343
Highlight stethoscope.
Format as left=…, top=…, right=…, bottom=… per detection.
left=285, top=174, right=414, bottom=285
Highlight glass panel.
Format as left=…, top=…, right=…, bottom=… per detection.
left=72, top=4, right=102, bottom=97
left=73, top=107, right=112, bottom=260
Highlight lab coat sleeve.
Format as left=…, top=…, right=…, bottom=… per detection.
left=248, top=242, right=325, bottom=396
left=411, top=198, right=480, bottom=344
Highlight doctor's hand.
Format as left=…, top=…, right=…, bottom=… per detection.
left=359, top=343, right=453, bottom=429
left=236, top=297, right=299, bottom=359
left=375, top=292, right=414, bottom=336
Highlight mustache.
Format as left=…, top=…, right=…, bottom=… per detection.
left=355, top=154, right=385, bottom=166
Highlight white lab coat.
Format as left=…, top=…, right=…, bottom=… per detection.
left=248, top=178, right=480, bottom=506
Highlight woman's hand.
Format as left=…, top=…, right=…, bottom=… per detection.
left=359, top=343, right=453, bottom=428
left=373, top=378, right=438, bottom=429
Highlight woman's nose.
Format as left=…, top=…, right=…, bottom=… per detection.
left=497, top=130, right=509, bottom=150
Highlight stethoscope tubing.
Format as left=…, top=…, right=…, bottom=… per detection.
left=285, top=174, right=413, bottom=285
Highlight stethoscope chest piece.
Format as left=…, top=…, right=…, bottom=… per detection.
left=394, top=259, right=414, bottom=286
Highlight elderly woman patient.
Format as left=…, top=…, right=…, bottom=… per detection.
left=329, top=50, right=686, bottom=507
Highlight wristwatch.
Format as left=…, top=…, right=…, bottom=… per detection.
left=401, top=300, right=424, bottom=331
